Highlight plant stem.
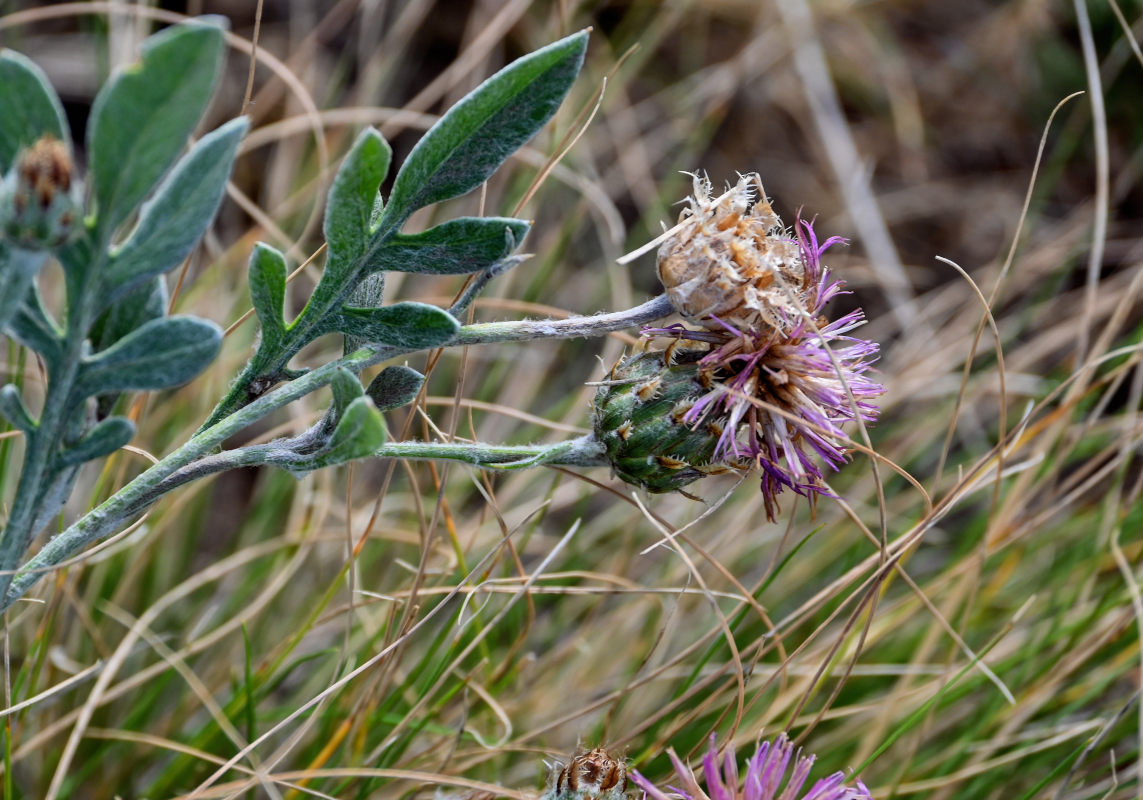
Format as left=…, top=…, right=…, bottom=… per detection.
left=1, top=295, right=671, bottom=609
left=0, top=236, right=104, bottom=600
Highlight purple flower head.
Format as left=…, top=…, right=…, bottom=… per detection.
left=630, top=733, right=872, bottom=800
left=645, top=212, right=883, bottom=520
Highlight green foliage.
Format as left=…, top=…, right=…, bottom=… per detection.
left=0, top=18, right=244, bottom=601
left=382, top=31, right=588, bottom=222
left=248, top=242, right=289, bottom=345
left=103, top=116, right=247, bottom=306
left=0, top=384, right=35, bottom=433
left=311, top=396, right=388, bottom=470
left=86, top=18, right=227, bottom=233
left=57, top=417, right=135, bottom=467
left=0, top=246, right=47, bottom=333
left=366, top=365, right=426, bottom=411
left=0, top=50, right=71, bottom=330
left=323, top=127, right=392, bottom=284
left=72, top=316, right=222, bottom=398
left=0, top=49, right=68, bottom=171
left=208, top=31, right=587, bottom=428
left=330, top=302, right=460, bottom=349
left=366, top=217, right=531, bottom=275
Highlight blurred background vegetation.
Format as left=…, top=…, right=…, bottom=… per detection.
left=1, top=1, right=1143, bottom=798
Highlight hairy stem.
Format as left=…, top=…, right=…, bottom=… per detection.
left=2, top=295, right=671, bottom=609
left=0, top=233, right=106, bottom=600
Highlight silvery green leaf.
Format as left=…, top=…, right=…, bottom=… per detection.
left=248, top=242, right=288, bottom=346
left=364, top=217, right=529, bottom=275
left=324, top=128, right=391, bottom=276
left=0, top=244, right=48, bottom=333
left=7, top=287, right=62, bottom=366
left=331, top=302, right=459, bottom=349
left=74, top=315, right=221, bottom=399
left=312, top=396, right=386, bottom=469
left=343, top=272, right=386, bottom=355
left=366, top=365, right=425, bottom=411
left=382, top=31, right=587, bottom=224
left=90, top=277, right=168, bottom=354
left=0, top=384, right=36, bottom=433
left=89, top=277, right=168, bottom=417
left=103, top=117, right=247, bottom=305
left=329, top=366, right=364, bottom=419
left=0, top=49, right=68, bottom=171
left=87, top=19, right=226, bottom=233
left=57, top=416, right=135, bottom=467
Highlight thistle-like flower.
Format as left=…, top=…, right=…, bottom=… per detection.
left=637, top=173, right=883, bottom=519
left=542, top=748, right=629, bottom=800
left=630, top=733, right=871, bottom=800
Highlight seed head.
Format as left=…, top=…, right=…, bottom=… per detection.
left=657, top=173, right=806, bottom=335
left=543, top=748, right=629, bottom=800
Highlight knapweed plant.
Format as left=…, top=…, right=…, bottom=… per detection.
left=0, top=18, right=879, bottom=613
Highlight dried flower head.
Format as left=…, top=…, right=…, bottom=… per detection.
left=641, top=176, right=883, bottom=519
left=657, top=173, right=805, bottom=334
left=631, top=733, right=871, bottom=800
left=543, top=747, right=629, bottom=800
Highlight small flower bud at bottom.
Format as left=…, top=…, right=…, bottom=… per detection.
left=543, top=748, right=628, bottom=800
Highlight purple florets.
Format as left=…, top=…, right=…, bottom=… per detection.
left=630, top=733, right=872, bottom=800
left=645, top=216, right=883, bottom=520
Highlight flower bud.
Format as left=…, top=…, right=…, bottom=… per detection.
left=543, top=748, right=628, bottom=800
left=594, top=348, right=742, bottom=493
left=657, top=173, right=806, bottom=334
left=0, top=135, right=82, bottom=249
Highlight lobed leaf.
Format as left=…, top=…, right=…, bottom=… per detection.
left=329, top=366, right=365, bottom=420
left=382, top=30, right=587, bottom=224
left=57, top=417, right=135, bottom=467
left=87, top=19, right=226, bottom=233
left=0, top=49, right=68, bottom=171
left=248, top=243, right=289, bottom=346
left=324, top=128, right=392, bottom=278
left=90, top=278, right=168, bottom=355
left=104, top=117, right=247, bottom=305
left=74, top=315, right=222, bottom=399
left=0, top=245, right=49, bottom=334
left=7, top=288, right=63, bottom=367
left=366, top=365, right=425, bottom=411
left=364, top=217, right=529, bottom=275
left=315, top=396, right=387, bottom=468
left=331, top=302, right=459, bottom=349
left=0, top=384, right=36, bottom=434
left=342, top=272, right=387, bottom=355
left=89, top=277, right=168, bottom=417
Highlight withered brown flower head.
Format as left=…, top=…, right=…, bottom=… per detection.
left=636, top=174, right=883, bottom=518
left=1, top=134, right=81, bottom=249
left=17, top=135, right=73, bottom=210
left=544, top=747, right=628, bottom=800
left=657, top=173, right=806, bottom=334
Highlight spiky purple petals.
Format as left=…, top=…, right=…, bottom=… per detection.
left=630, top=733, right=871, bottom=800
left=646, top=215, right=882, bottom=519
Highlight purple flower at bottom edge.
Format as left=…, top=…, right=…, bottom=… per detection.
left=630, top=733, right=872, bottom=800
